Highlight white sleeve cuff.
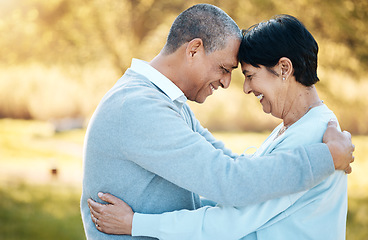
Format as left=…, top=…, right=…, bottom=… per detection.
left=132, top=213, right=162, bottom=238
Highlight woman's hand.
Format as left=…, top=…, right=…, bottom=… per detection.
left=88, top=192, right=134, bottom=235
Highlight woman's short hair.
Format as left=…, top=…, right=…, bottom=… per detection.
left=239, top=14, right=319, bottom=86
left=163, top=4, right=241, bottom=55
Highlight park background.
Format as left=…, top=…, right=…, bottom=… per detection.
left=0, top=0, right=367, bottom=239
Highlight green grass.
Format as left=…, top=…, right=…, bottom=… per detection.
left=347, top=197, right=368, bottom=240
left=0, top=119, right=367, bottom=239
left=0, top=183, right=84, bottom=240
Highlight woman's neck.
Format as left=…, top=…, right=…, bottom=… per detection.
left=282, top=84, right=322, bottom=127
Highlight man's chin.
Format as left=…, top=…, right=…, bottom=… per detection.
left=196, top=96, right=208, bottom=104
left=192, top=95, right=208, bottom=104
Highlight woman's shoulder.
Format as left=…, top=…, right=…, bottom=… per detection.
left=300, top=104, right=336, bottom=126
left=279, top=104, right=338, bottom=147
left=297, top=104, right=336, bottom=129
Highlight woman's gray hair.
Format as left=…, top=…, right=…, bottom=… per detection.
left=163, top=4, right=241, bottom=55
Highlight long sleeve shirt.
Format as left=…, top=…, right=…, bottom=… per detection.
left=132, top=104, right=347, bottom=240
left=80, top=58, right=335, bottom=240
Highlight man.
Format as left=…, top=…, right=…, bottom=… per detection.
left=81, top=4, right=354, bottom=239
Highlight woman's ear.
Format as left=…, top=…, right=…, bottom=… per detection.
left=279, top=57, right=293, bottom=79
left=186, top=38, right=204, bottom=59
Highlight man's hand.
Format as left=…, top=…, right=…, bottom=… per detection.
left=323, top=120, right=355, bottom=174
left=88, top=192, right=134, bottom=235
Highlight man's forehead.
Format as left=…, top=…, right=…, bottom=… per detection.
left=209, top=52, right=237, bottom=67
left=224, top=39, right=241, bottom=68
left=220, top=52, right=239, bottom=68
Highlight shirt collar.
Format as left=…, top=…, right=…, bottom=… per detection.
left=130, top=58, right=187, bottom=108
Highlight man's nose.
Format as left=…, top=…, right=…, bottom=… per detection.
left=220, top=74, right=231, bottom=89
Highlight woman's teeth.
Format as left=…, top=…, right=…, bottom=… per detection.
left=257, top=94, right=264, bottom=100
left=210, top=85, right=215, bottom=92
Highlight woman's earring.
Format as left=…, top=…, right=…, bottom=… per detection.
left=282, top=76, right=285, bottom=81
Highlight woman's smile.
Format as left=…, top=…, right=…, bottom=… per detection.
left=256, top=93, right=264, bottom=101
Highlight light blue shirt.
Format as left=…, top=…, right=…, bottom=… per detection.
left=130, top=59, right=187, bottom=109
left=81, top=59, right=335, bottom=240
left=132, top=104, right=347, bottom=240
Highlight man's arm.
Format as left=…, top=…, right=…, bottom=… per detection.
left=119, top=95, right=353, bottom=206
left=193, top=117, right=239, bottom=159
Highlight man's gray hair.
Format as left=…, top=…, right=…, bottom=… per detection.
left=163, top=4, right=241, bottom=55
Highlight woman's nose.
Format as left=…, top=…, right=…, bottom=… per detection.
left=243, top=80, right=252, bottom=94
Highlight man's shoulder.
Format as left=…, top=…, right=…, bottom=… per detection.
left=105, top=70, right=172, bottom=106
left=116, top=70, right=161, bottom=95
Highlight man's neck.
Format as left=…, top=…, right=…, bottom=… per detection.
left=150, top=50, right=187, bottom=96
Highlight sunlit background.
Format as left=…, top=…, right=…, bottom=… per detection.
left=0, top=0, right=367, bottom=239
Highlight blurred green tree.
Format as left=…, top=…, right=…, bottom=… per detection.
left=0, top=0, right=366, bottom=75
left=0, top=0, right=367, bottom=133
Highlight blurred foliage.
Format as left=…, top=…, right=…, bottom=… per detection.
left=0, top=0, right=367, bottom=133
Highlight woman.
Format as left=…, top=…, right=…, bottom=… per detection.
left=88, top=15, right=348, bottom=239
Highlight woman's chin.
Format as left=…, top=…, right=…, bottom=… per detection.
left=262, top=107, right=271, bottom=115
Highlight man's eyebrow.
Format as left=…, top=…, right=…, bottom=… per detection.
left=221, top=64, right=238, bottom=70
left=231, top=64, right=238, bottom=69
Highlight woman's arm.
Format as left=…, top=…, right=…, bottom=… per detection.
left=88, top=190, right=307, bottom=239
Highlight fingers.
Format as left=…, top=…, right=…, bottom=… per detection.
left=89, top=204, right=102, bottom=231
left=98, top=192, right=120, bottom=205
left=87, top=198, right=104, bottom=214
left=89, top=200, right=102, bottom=219
left=90, top=209, right=99, bottom=227
left=342, top=130, right=355, bottom=165
left=90, top=209, right=97, bottom=223
left=88, top=199, right=107, bottom=232
left=349, top=141, right=355, bottom=164
left=91, top=214, right=102, bottom=232
left=344, top=165, right=352, bottom=174
left=327, top=119, right=338, bottom=128
left=342, top=130, right=352, bottom=140
left=344, top=131, right=355, bottom=164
